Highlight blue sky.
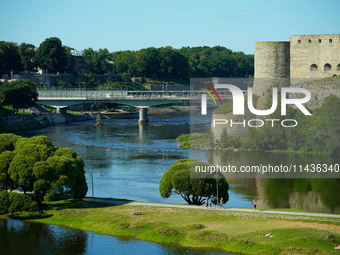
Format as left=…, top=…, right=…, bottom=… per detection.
left=1, top=0, right=339, bottom=54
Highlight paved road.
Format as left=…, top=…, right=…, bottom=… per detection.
left=84, top=198, right=340, bottom=219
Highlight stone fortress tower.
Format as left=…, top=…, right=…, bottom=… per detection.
left=211, top=34, right=340, bottom=140
left=289, top=34, right=340, bottom=79
left=253, top=34, right=340, bottom=108
left=253, top=41, right=291, bottom=108
left=254, top=34, right=340, bottom=80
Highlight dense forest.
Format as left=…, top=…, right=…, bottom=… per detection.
left=1, top=37, right=254, bottom=81
left=112, top=46, right=254, bottom=79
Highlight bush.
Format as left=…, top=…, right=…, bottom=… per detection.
left=121, top=73, right=131, bottom=82
left=8, top=192, right=38, bottom=214
left=0, top=191, right=10, bottom=214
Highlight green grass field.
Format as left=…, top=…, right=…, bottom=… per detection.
left=2, top=199, right=340, bottom=254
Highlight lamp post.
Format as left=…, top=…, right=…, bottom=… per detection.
left=216, top=172, right=219, bottom=208
left=90, top=165, right=94, bottom=198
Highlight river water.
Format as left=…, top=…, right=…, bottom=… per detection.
left=20, top=111, right=339, bottom=213
left=0, top=218, right=229, bottom=255
left=4, top=110, right=338, bottom=254
left=20, top=111, right=252, bottom=207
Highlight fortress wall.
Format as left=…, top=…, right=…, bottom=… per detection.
left=290, top=34, right=340, bottom=79
left=253, top=42, right=291, bottom=110
left=254, top=41, right=290, bottom=78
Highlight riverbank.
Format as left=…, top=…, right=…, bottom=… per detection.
left=2, top=199, right=340, bottom=254
left=148, top=106, right=200, bottom=114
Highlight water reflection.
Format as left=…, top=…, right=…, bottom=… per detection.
left=0, top=219, right=87, bottom=255
left=20, top=112, right=340, bottom=212
left=0, top=219, right=231, bottom=255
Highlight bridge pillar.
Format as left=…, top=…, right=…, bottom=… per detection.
left=138, top=108, right=149, bottom=123
left=56, top=107, right=67, bottom=116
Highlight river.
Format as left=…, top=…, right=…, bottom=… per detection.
left=0, top=218, right=229, bottom=255
left=19, top=110, right=340, bottom=213
left=4, top=110, right=338, bottom=254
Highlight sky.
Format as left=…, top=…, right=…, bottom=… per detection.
left=0, top=0, right=339, bottom=55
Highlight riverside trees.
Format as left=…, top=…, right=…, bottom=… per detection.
left=1, top=37, right=254, bottom=80
left=0, top=79, right=38, bottom=114
left=0, top=134, right=88, bottom=210
left=36, top=37, right=72, bottom=74
left=111, top=45, right=254, bottom=79
left=159, top=159, right=229, bottom=205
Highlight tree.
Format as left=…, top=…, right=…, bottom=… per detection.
left=159, top=159, right=229, bottom=205
left=82, top=48, right=110, bottom=74
left=36, top=37, right=70, bottom=74
left=0, top=135, right=88, bottom=209
left=0, top=41, right=22, bottom=75
left=18, top=43, right=39, bottom=73
left=159, top=47, right=189, bottom=79
left=8, top=192, right=38, bottom=214
left=0, top=79, right=38, bottom=114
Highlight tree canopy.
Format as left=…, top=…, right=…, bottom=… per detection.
left=0, top=41, right=22, bottom=75
left=159, top=159, right=229, bottom=205
left=0, top=79, right=38, bottom=114
left=112, top=46, right=253, bottom=79
left=82, top=48, right=113, bottom=74
left=36, top=37, right=71, bottom=74
left=0, top=134, right=88, bottom=209
left=1, top=37, right=254, bottom=80
left=18, top=43, right=39, bottom=73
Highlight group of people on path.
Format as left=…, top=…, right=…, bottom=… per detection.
left=205, top=197, right=224, bottom=209
left=204, top=197, right=257, bottom=210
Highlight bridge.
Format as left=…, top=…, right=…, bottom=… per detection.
left=37, top=89, right=233, bottom=122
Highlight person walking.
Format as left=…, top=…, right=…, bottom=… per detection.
left=252, top=199, right=257, bottom=211
left=220, top=197, right=224, bottom=208
left=205, top=198, right=208, bottom=209
left=209, top=200, right=212, bottom=209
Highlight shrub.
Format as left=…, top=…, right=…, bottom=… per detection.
left=8, top=192, right=38, bottom=214
left=0, top=191, right=10, bottom=214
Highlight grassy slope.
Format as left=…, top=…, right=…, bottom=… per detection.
left=2, top=200, right=340, bottom=254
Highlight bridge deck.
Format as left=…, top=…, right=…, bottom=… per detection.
left=37, top=90, right=233, bottom=108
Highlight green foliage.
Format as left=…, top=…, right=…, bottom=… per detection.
left=0, top=79, right=38, bottom=114
left=36, top=37, right=70, bottom=74
left=18, top=43, right=39, bottom=72
left=176, top=134, right=190, bottom=148
left=0, top=151, right=15, bottom=190
left=0, top=191, right=10, bottom=213
left=55, top=80, right=66, bottom=87
left=0, top=41, right=22, bottom=75
left=179, top=46, right=254, bottom=78
left=243, top=94, right=340, bottom=155
left=0, top=133, right=20, bottom=154
left=121, top=72, right=131, bottom=82
left=8, top=192, right=38, bottom=214
left=0, top=134, right=87, bottom=208
left=159, top=159, right=229, bottom=205
left=112, top=45, right=254, bottom=80
left=96, top=114, right=101, bottom=122
left=82, top=48, right=110, bottom=74
left=176, top=134, right=190, bottom=142
left=0, top=191, right=38, bottom=214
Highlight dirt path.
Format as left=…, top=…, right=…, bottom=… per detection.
left=83, top=198, right=340, bottom=218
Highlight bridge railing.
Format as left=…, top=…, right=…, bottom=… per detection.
left=37, top=89, right=234, bottom=99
